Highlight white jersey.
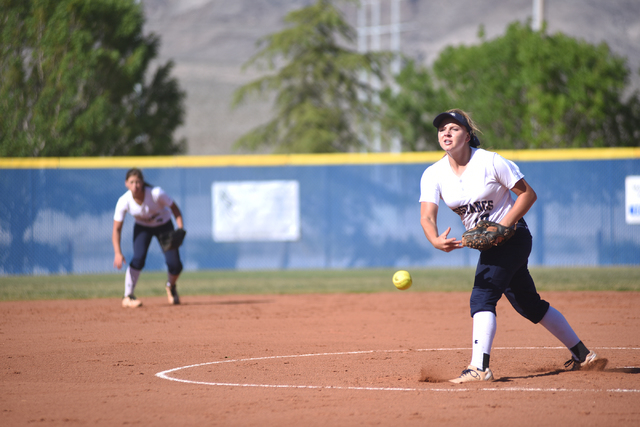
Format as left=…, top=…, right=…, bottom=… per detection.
left=419, top=148, right=524, bottom=230
left=114, top=186, right=174, bottom=227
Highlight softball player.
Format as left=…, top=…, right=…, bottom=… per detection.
left=112, top=168, right=184, bottom=308
left=419, top=109, right=604, bottom=383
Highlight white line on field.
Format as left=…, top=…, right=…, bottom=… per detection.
left=155, top=347, right=640, bottom=393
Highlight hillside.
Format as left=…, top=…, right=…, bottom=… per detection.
left=140, top=0, right=640, bottom=155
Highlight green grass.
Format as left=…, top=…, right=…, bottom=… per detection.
left=1, top=267, right=639, bottom=302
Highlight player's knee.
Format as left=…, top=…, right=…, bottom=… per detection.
left=523, top=300, right=550, bottom=324
left=167, top=260, right=183, bottom=276
left=130, top=258, right=145, bottom=271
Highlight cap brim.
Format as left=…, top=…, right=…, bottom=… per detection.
left=433, top=112, right=463, bottom=129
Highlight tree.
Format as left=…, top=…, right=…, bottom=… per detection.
left=379, top=59, right=448, bottom=152
left=232, top=0, right=391, bottom=153
left=383, top=21, right=640, bottom=150
left=0, top=0, right=186, bottom=157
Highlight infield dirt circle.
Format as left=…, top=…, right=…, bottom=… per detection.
left=2, top=291, right=639, bottom=426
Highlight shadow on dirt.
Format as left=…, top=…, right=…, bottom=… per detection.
left=179, top=299, right=273, bottom=306
left=495, top=362, right=640, bottom=382
left=607, top=367, right=640, bottom=374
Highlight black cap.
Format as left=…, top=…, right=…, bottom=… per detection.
left=432, top=111, right=480, bottom=147
left=433, top=111, right=471, bottom=132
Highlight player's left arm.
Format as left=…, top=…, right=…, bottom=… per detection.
left=170, top=202, right=184, bottom=229
left=500, top=178, right=537, bottom=228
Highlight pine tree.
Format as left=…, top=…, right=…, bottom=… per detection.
left=232, top=0, right=391, bottom=153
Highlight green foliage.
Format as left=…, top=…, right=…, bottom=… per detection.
left=0, top=0, right=186, bottom=157
left=384, top=21, right=640, bottom=150
left=232, top=0, right=391, bottom=153
left=380, top=59, right=447, bottom=151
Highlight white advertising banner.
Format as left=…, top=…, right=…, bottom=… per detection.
left=212, top=180, right=300, bottom=241
left=626, top=176, right=640, bottom=225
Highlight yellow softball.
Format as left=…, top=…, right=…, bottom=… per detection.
left=392, top=270, right=412, bottom=290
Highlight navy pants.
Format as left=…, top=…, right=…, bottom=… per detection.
left=469, top=219, right=549, bottom=323
left=129, top=221, right=183, bottom=276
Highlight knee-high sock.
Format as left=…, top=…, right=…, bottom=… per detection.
left=124, top=266, right=141, bottom=297
left=471, top=311, right=496, bottom=371
left=539, top=306, right=581, bottom=350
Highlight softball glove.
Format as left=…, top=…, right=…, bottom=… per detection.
left=158, top=228, right=186, bottom=252
left=461, top=220, right=515, bottom=251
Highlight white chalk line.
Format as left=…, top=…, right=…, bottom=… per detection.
left=155, top=347, right=640, bottom=393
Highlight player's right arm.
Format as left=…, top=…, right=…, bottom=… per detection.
left=420, top=202, right=462, bottom=253
left=112, top=220, right=126, bottom=269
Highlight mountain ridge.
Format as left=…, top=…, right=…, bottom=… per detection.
left=140, top=0, right=640, bottom=155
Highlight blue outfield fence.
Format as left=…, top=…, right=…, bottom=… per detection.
left=1, top=149, right=639, bottom=276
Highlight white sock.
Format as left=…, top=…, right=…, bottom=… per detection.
left=539, top=306, right=580, bottom=349
left=124, top=266, right=141, bottom=297
left=471, top=311, right=496, bottom=371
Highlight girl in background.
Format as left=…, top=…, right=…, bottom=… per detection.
left=112, top=168, right=183, bottom=307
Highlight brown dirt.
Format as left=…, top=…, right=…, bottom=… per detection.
left=2, top=291, right=639, bottom=426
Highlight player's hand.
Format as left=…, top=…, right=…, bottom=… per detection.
left=113, top=253, right=126, bottom=270
left=434, top=227, right=463, bottom=253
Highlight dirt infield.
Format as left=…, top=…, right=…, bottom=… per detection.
left=2, top=291, right=639, bottom=426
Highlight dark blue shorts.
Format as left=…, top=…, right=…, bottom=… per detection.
left=130, top=221, right=183, bottom=275
left=469, top=219, right=549, bottom=323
